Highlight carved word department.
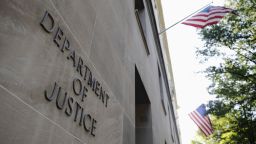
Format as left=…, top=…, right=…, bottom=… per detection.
left=40, top=11, right=110, bottom=137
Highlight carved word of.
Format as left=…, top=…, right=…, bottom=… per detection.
left=40, top=11, right=110, bottom=108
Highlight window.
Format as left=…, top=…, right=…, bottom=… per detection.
left=158, top=66, right=167, bottom=115
left=135, top=0, right=150, bottom=55
left=135, top=66, right=153, bottom=144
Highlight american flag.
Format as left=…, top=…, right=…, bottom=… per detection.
left=189, top=104, right=213, bottom=136
left=182, top=6, right=233, bottom=28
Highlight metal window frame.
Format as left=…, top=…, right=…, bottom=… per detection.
left=135, top=9, right=150, bottom=55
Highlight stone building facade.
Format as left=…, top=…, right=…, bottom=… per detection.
left=0, top=0, right=180, bottom=144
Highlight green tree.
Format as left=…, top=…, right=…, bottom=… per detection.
left=195, top=0, right=256, bottom=143
left=192, top=115, right=242, bottom=144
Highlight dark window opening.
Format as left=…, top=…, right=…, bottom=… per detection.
left=135, top=0, right=144, bottom=10
left=135, top=66, right=153, bottom=144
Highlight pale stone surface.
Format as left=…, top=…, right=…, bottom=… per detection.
left=0, top=86, right=74, bottom=144
left=0, top=0, right=123, bottom=144
left=122, top=115, right=135, bottom=144
left=51, top=0, right=96, bottom=55
left=0, top=0, right=180, bottom=143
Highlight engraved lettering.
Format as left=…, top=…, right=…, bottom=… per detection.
left=92, top=78, right=96, bottom=91
left=54, top=28, right=64, bottom=47
left=74, top=102, right=82, bottom=122
left=44, top=82, right=60, bottom=101
left=40, top=11, right=55, bottom=33
left=65, top=97, right=74, bottom=116
left=105, top=93, right=110, bottom=107
left=88, top=71, right=93, bottom=87
left=79, top=107, right=84, bottom=126
left=82, top=86, right=88, bottom=102
left=95, top=81, right=100, bottom=97
left=83, top=114, right=91, bottom=132
left=73, top=78, right=82, bottom=96
left=56, top=91, right=67, bottom=110
left=100, top=87, right=105, bottom=103
left=67, top=50, right=76, bottom=67
left=91, top=119, right=97, bottom=137
left=61, top=38, right=70, bottom=52
left=40, top=11, right=104, bottom=137
left=76, top=57, right=84, bottom=77
left=83, top=65, right=90, bottom=81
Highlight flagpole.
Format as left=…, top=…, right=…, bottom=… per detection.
left=159, top=2, right=213, bottom=35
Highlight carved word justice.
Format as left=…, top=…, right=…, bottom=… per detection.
left=41, top=10, right=111, bottom=137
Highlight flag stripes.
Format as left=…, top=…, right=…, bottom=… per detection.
left=189, top=113, right=211, bottom=136
left=189, top=104, right=214, bottom=136
left=182, top=6, right=233, bottom=28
